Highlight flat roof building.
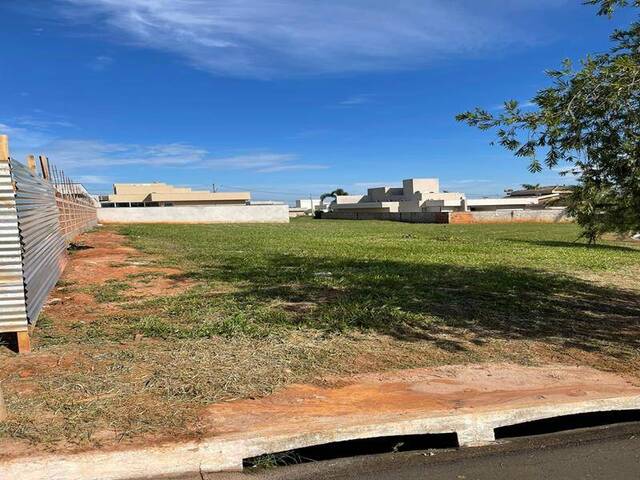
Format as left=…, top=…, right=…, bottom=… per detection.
left=331, top=178, right=563, bottom=214
left=100, top=183, right=250, bottom=208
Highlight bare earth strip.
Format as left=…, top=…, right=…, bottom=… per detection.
left=1, top=363, right=640, bottom=479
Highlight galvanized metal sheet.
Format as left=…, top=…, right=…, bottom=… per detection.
left=0, top=159, right=28, bottom=332
left=11, top=160, right=68, bottom=326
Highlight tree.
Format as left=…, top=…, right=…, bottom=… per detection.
left=320, top=188, right=349, bottom=203
left=521, top=183, right=541, bottom=190
left=456, top=0, right=640, bottom=244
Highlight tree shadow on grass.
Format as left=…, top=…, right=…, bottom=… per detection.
left=504, top=238, right=640, bottom=252
left=178, top=254, right=640, bottom=356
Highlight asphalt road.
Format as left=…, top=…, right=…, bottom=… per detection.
left=198, top=422, right=640, bottom=480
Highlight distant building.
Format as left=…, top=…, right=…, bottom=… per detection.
left=332, top=178, right=564, bottom=214
left=295, top=198, right=321, bottom=211
left=289, top=198, right=322, bottom=217
left=249, top=200, right=285, bottom=205
left=506, top=185, right=573, bottom=205
left=99, top=183, right=250, bottom=208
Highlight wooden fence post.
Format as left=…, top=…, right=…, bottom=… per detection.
left=0, top=134, right=8, bottom=160
left=16, top=331, right=31, bottom=354
left=38, top=155, right=50, bottom=180
left=26, top=155, right=37, bottom=174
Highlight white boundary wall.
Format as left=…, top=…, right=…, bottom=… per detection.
left=97, top=204, right=290, bottom=224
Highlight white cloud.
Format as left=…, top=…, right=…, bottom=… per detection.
left=258, top=163, right=328, bottom=173
left=39, top=139, right=322, bottom=172
left=0, top=123, right=54, bottom=152
left=56, top=0, right=565, bottom=77
left=288, top=129, right=329, bottom=140
left=441, top=179, right=501, bottom=195
left=353, top=180, right=400, bottom=188
left=1, top=119, right=323, bottom=172
left=0, top=127, right=322, bottom=174
left=443, top=179, right=493, bottom=185
left=74, top=175, right=113, bottom=185
left=338, top=94, right=374, bottom=106
left=88, top=55, right=114, bottom=71
left=15, top=116, right=75, bottom=129
left=492, top=100, right=538, bottom=111
left=201, top=152, right=327, bottom=172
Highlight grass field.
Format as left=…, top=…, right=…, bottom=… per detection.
left=1, top=219, right=639, bottom=451
left=118, top=219, right=640, bottom=349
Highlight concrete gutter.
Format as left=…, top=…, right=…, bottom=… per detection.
left=2, top=364, right=640, bottom=480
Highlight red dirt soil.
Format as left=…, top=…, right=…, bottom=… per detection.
left=201, top=363, right=640, bottom=438
left=38, top=229, right=193, bottom=335
left=2, top=363, right=639, bottom=463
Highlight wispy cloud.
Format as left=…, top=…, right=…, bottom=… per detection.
left=441, top=179, right=500, bottom=195
left=0, top=121, right=324, bottom=173
left=443, top=179, right=493, bottom=185
left=257, top=163, right=328, bottom=173
left=54, top=0, right=564, bottom=78
left=14, top=115, right=75, bottom=129
left=352, top=180, right=400, bottom=188
left=35, top=139, right=323, bottom=172
left=338, top=94, right=374, bottom=106
left=74, top=175, right=113, bottom=185
left=288, top=129, right=329, bottom=140
left=88, top=55, right=114, bottom=71
left=0, top=122, right=54, bottom=152
left=200, top=152, right=326, bottom=172
left=492, top=100, right=537, bottom=111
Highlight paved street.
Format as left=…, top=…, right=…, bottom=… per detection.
left=200, top=422, right=640, bottom=480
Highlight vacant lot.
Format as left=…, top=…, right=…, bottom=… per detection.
left=1, top=219, right=639, bottom=454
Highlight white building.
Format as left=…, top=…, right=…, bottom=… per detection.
left=332, top=178, right=566, bottom=214
left=295, top=198, right=322, bottom=211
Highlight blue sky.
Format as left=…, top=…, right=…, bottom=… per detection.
left=0, top=1, right=633, bottom=202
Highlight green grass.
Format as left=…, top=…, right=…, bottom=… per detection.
left=115, top=219, right=640, bottom=353
left=4, top=218, right=640, bottom=450
left=90, top=279, right=132, bottom=303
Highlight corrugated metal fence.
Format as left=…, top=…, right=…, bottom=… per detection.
left=0, top=137, right=98, bottom=342
left=0, top=157, right=28, bottom=334
left=12, top=160, right=71, bottom=324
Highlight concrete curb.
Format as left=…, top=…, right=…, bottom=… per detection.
left=3, top=396, right=640, bottom=480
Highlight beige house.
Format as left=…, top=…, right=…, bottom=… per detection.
left=332, top=178, right=561, bottom=214
left=100, top=183, right=250, bottom=208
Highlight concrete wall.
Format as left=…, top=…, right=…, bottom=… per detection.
left=367, top=187, right=389, bottom=202
left=97, top=204, right=290, bottom=224
left=295, top=198, right=321, bottom=210
left=321, top=211, right=449, bottom=223
left=322, top=208, right=571, bottom=224
left=450, top=209, right=571, bottom=224
left=403, top=178, right=439, bottom=196
left=335, top=195, right=365, bottom=204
